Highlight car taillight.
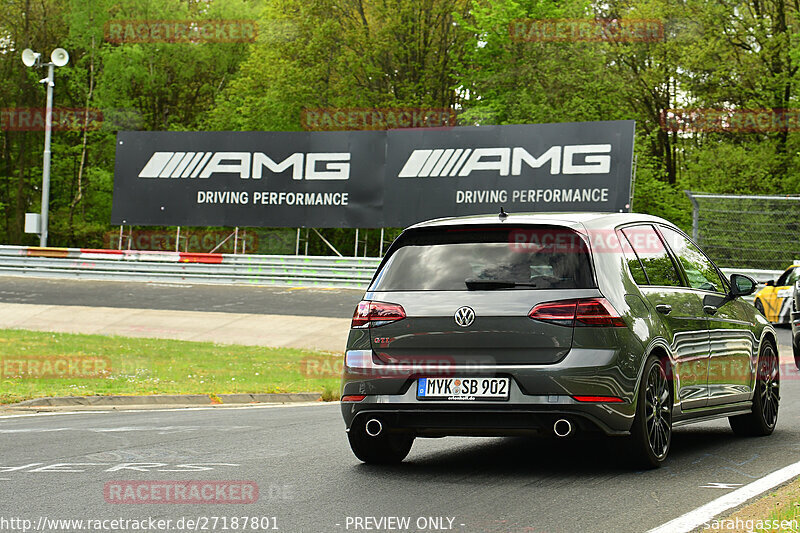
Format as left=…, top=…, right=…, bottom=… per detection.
left=529, top=298, right=625, bottom=327
left=527, top=300, right=577, bottom=326
left=573, top=395, right=624, bottom=403
left=351, top=300, right=406, bottom=329
left=341, top=395, right=366, bottom=402
left=575, top=298, right=626, bottom=327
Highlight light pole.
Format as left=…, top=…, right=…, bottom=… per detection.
left=22, top=47, right=69, bottom=247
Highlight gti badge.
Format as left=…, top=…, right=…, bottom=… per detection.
left=454, top=306, right=475, bottom=328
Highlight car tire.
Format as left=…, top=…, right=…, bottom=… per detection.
left=347, top=418, right=415, bottom=464
left=793, top=339, right=800, bottom=371
left=730, top=340, right=780, bottom=437
left=626, top=354, right=672, bottom=469
left=755, top=299, right=765, bottom=316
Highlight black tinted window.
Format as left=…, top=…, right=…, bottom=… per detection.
left=659, top=226, right=725, bottom=292
left=371, top=226, right=595, bottom=291
left=777, top=267, right=798, bottom=286
left=621, top=226, right=683, bottom=287
left=617, top=230, right=649, bottom=285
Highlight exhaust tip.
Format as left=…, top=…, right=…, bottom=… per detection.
left=365, top=418, right=383, bottom=437
left=553, top=418, right=572, bottom=438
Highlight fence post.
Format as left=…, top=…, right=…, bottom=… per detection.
left=311, top=228, right=344, bottom=257
left=684, top=191, right=699, bottom=241
left=629, top=154, right=638, bottom=211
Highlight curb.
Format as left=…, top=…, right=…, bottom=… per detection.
left=7, top=392, right=322, bottom=408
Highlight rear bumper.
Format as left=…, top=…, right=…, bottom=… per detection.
left=340, top=378, right=636, bottom=436
left=340, top=343, right=642, bottom=436
left=342, top=404, right=632, bottom=437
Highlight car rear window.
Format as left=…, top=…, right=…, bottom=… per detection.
left=370, top=226, right=596, bottom=291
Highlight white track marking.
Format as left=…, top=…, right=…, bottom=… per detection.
left=0, top=411, right=113, bottom=419
left=648, top=460, right=800, bottom=533
left=699, top=482, right=743, bottom=489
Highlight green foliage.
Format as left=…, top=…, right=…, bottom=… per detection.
left=2, top=0, right=800, bottom=256
left=632, top=153, right=692, bottom=231
left=0, top=328, right=337, bottom=404
left=0, top=0, right=260, bottom=246
left=206, top=0, right=470, bottom=131
left=681, top=141, right=784, bottom=195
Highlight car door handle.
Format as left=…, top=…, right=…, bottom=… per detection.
left=655, top=304, right=672, bottom=315
left=703, top=305, right=718, bottom=315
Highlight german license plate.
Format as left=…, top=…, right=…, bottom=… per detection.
left=416, top=377, right=509, bottom=401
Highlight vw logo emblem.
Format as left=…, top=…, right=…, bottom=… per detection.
left=454, top=306, right=475, bottom=328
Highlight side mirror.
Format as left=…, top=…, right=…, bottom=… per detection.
left=729, top=274, right=757, bottom=298
left=766, top=280, right=775, bottom=286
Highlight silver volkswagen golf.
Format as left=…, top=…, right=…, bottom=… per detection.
left=340, top=212, right=779, bottom=468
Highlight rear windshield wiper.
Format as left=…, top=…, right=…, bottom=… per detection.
left=465, top=278, right=537, bottom=290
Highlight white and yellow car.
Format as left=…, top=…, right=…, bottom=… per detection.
left=753, top=262, right=800, bottom=324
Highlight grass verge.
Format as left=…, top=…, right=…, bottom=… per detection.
left=0, top=329, right=341, bottom=404
left=701, top=477, right=800, bottom=532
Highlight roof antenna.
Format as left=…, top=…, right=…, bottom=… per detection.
left=499, top=206, right=508, bottom=220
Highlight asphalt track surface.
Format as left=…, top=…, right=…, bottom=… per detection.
left=1, top=276, right=799, bottom=532
left=0, top=276, right=364, bottom=317
left=1, top=392, right=799, bottom=533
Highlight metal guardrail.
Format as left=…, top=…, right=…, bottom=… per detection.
left=719, top=268, right=782, bottom=283
left=0, top=245, right=381, bottom=289
left=0, top=245, right=785, bottom=291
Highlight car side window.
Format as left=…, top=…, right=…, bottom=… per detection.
left=617, top=230, right=649, bottom=285
left=621, top=225, right=683, bottom=287
left=777, top=267, right=796, bottom=286
left=658, top=226, right=725, bottom=293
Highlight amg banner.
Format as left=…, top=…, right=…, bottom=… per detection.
left=111, top=121, right=634, bottom=227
